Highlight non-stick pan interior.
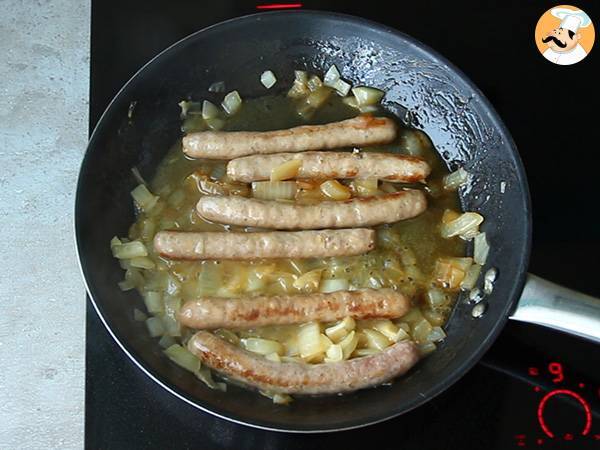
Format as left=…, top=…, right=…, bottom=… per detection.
left=76, top=11, right=531, bottom=431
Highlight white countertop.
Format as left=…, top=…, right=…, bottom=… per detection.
left=0, top=1, right=89, bottom=448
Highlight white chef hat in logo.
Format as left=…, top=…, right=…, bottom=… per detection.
left=551, top=7, right=592, bottom=33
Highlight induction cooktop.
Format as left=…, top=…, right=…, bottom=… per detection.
left=86, top=1, right=600, bottom=448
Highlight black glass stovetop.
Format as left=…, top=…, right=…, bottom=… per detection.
left=86, top=1, right=600, bottom=448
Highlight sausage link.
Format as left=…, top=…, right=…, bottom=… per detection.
left=187, top=331, right=420, bottom=394
left=182, top=115, right=397, bottom=159
left=179, top=288, right=410, bottom=329
left=227, top=151, right=430, bottom=183
left=196, top=190, right=426, bottom=229
left=154, top=229, right=375, bottom=260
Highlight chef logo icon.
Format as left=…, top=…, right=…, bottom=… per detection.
left=535, top=5, right=595, bottom=65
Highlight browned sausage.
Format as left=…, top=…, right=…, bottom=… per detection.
left=187, top=331, right=420, bottom=394
left=179, top=289, right=410, bottom=329
left=227, top=151, right=431, bottom=183
left=154, top=229, right=375, bottom=260
left=196, top=190, right=426, bottom=229
left=182, top=115, right=397, bottom=159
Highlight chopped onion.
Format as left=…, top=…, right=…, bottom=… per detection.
left=287, top=80, right=309, bottom=98
left=323, top=65, right=341, bottom=86
left=241, top=338, right=284, bottom=356
left=196, top=365, right=227, bottom=391
left=359, top=105, right=379, bottom=113
left=394, top=328, right=410, bottom=342
left=181, top=115, right=206, bottom=133
left=353, top=348, right=381, bottom=357
left=131, top=184, right=158, bottom=211
left=350, top=178, right=378, bottom=197
left=260, top=70, right=277, bottom=89
left=297, top=322, right=323, bottom=359
left=265, top=352, right=281, bottom=362
left=121, top=268, right=144, bottom=291
left=426, top=288, right=449, bottom=308
left=304, top=86, right=332, bottom=109
left=143, top=291, right=163, bottom=314
left=130, top=256, right=155, bottom=270
left=426, top=326, right=446, bottom=343
left=339, top=330, right=358, bottom=359
left=292, top=268, right=323, bottom=293
left=145, top=317, right=165, bottom=337
left=110, top=236, right=122, bottom=249
left=252, top=181, right=297, bottom=200
left=399, top=129, right=433, bottom=156
left=473, top=232, right=490, bottom=265
left=158, top=335, right=176, bottom=349
left=351, top=86, right=384, bottom=106
left=433, top=258, right=468, bottom=290
left=443, top=167, right=470, bottom=191
left=178, top=100, right=189, bottom=118
left=208, top=80, right=225, bottom=92
left=320, top=180, right=351, bottom=200
left=222, top=90, right=242, bottom=115
left=163, top=296, right=182, bottom=337
left=133, top=308, right=147, bottom=322
left=324, top=344, right=343, bottom=363
left=202, top=100, right=220, bottom=120
left=178, top=100, right=202, bottom=118
left=342, top=96, right=359, bottom=109
left=440, top=212, right=484, bottom=239
left=112, top=240, right=148, bottom=259
left=167, top=189, right=186, bottom=208
left=371, top=320, right=400, bottom=342
left=164, top=344, right=200, bottom=373
left=270, top=159, right=302, bottom=181
left=261, top=390, right=292, bottom=404
left=307, top=75, right=323, bottom=92
left=460, top=264, right=482, bottom=291
left=332, top=78, right=351, bottom=96
left=423, top=309, right=445, bottom=326
left=205, top=116, right=225, bottom=131
left=320, top=278, right=349, bottom=293
left=413, top=318, right=433, bottom=343
left=362, top=329, right=391, bottom=351
left=325, top=316, right=355, bottom=342
left=294, top=70, right=308, bottom=84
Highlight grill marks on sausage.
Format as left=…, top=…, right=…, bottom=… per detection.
left=187, top=331, right=421, bottom=394
left=178, top=289, right=410, bottom=329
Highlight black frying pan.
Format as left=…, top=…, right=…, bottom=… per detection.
left=75, top=11, right=600, bottom=432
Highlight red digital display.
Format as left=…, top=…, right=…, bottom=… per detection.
left=548, top=362, right=564, bottom=383
left=256, top=3, right=303, bottom=9
left=515, top=361, right=598, bottom=446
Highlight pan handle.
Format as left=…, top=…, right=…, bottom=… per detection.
left=510, top=274, right=600, bottom=344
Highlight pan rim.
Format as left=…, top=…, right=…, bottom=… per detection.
left=75, top=9, right=532, bottom=433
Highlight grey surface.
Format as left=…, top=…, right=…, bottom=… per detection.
left=0, top=1, right=89, bottom=448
